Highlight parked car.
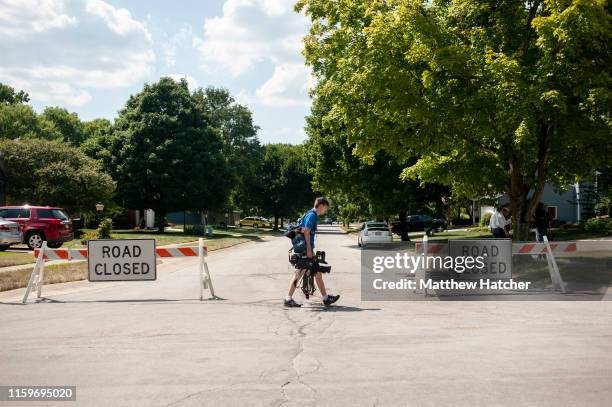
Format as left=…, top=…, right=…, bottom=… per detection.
left=324, top=218, right=333, bottom=224
left=390, top=215, right=447, bottom=236
left=0, top=218, right=22, bottom=251
left=357, top=221, right=393, bottom=249
left=239, top=216, right=269, bottom=228
left=0, top=206, right=74, bottom=249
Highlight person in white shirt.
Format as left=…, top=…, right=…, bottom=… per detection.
left=489, top=206, right=511, bottom=238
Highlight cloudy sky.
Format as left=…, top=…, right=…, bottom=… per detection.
left=0, top=0, right=314, bottom=144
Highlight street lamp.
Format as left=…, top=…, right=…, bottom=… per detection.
left=95, top=203, right=104, bottom=227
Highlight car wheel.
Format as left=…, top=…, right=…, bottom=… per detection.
left=0, top=244, right=9, bottom=251
left=357, top=238, right=362, bottom=247
left=26, top=232, right=45, bottom=250
left=48, top=242, right=63, bottom=249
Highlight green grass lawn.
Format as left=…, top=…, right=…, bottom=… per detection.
left=65, top=226, right=283, bottom=248
left=0, top=251, right=37, bottom=267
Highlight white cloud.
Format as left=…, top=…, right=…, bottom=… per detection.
left=163, top=74, right=198, bottom=90
left=0, top=0, right=78, bottom=37
left=194, top=0, right=307, bottom=75
left=0, top=0, right=154, bottom=106
left=255, top=63, right=314, bottom=107
left=193, top=0, right=313, bottom=108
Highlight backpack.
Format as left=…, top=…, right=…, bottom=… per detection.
left=284, top=214, right=307, bottom=253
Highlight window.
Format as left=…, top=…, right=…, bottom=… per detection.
left=37, top=209, right=68, bottom=220
left=0, top=208, right=30, bottom=218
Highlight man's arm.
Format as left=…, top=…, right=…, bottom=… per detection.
left=304, top=227, right=312, bottom=258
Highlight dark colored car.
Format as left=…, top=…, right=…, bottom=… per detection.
left=390, top=215, right=447, bottom=235
left=0, top=206, right=74, bottom=249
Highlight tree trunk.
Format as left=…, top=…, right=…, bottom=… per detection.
left=157, top=210, right=166, bottom=234
left=398, top=210, right=409, bottom=241
left=273, top=216, right=279, bottom=231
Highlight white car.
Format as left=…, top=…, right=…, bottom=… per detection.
left=0, top=217, right=22, bottom=251
left=357, top=222, right=393, bottom=249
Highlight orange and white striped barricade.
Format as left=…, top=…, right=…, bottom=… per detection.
left=412, top=238, right=575, bottom=294
left=22, top=238, right=215, bottom=304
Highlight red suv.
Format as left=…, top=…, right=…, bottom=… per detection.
left=0, top=206, right=74, bottom=249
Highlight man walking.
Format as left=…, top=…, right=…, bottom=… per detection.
left=284, top=197, right=340, bottom=307
left=489, top=206, right=511, bottom=238
left=534, top=203, right=550, bottom=242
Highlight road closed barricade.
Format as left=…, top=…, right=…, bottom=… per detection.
left=414, top=237, right=612, bottom=296
left=23, top=238, right=216, bottom=304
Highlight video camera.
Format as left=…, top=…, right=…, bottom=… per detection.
left=289, top=250, right=331, bottom=273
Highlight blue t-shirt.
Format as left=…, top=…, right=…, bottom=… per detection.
left=301, top=208, right=317, bottom=249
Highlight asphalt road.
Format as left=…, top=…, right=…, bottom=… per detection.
left=1, top=225, right=611, bottom=406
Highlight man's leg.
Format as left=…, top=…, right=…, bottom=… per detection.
left=284, top=270, right=305, bottom=307
left=287, top=269, right=305, bottom=297
left=314, top=272, right=327, bottom=297
left=315, top=273, right=340, bottom=306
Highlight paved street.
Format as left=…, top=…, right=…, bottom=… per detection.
left=1, top=225, right=611, bottom=406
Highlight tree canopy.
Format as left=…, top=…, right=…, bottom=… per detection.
left=0, top=138, right=115, bottom=213
left=105, top=77, right=231, bottom=230
left=297, top=0, right=612, bottom=239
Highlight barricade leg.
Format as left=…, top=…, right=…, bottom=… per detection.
left=543, top=236, right=566, bottom=293
left=199, top=238, right=216, bottom=300
left=36, top=242, right=47, bottom=299
left=22, top=242, right=47, bottom=304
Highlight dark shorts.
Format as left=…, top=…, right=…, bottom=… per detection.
left=492, top=228, right=506, bottom=238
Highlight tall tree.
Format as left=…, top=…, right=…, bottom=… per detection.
left=298, top=0, right=612, bottom=240
left=109, top=77, right=231, bottom=232
left=193, top=87, right=262, bottom=210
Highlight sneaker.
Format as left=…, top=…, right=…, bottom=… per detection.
left=323, top=294, right=340, bottom=307
left=284, top=298, right=302, bottom=308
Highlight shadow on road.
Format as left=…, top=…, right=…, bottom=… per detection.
left=1, top=297, right=225, bottom=305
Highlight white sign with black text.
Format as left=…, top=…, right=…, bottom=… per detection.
left=87, top=239, right=156, bottom=281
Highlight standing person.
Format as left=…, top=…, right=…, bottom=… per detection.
left=284, top=197, right=340, bottom=308
left=489, top=206, right=511, bottom=238
left=534, top=203, right=549, bottom=242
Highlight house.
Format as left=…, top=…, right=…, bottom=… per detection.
left=480, top=181, right=596, bottom=225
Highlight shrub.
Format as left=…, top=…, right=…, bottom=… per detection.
left=584, top=217, right=612, bottom=235
left=97, top=218, right=113, bottom=239
left=80, top=231, right=98, bottom=245
left=480, top=212, right=492, bottom=228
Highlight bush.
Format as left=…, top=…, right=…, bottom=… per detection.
left=97, top=218, right=113, bottom=239
left=480, top=212, right=492, bottom=228
left=584, top=217, right=612, bottom=235
left=80, top=231, right=98, bottom=245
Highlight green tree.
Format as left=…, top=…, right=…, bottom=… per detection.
left=0, top=83, right=29, bottom=105
left=41, top=107, right=86, bottom=145
left=109, top=77, right=231, bottom=232
left=306, top=97, right=445, bottom=240
left=249, top=143, right=314, bottom=229
left=0, top=138, right=114, bottom=213
left=193, top=87, right=262, bottom=210
left=298, top=0, right=612, bottom=240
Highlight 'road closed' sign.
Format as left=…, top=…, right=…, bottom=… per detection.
left=87, top=239, right=156, bottom=281
left=449, top=239, right=512, bottom=279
